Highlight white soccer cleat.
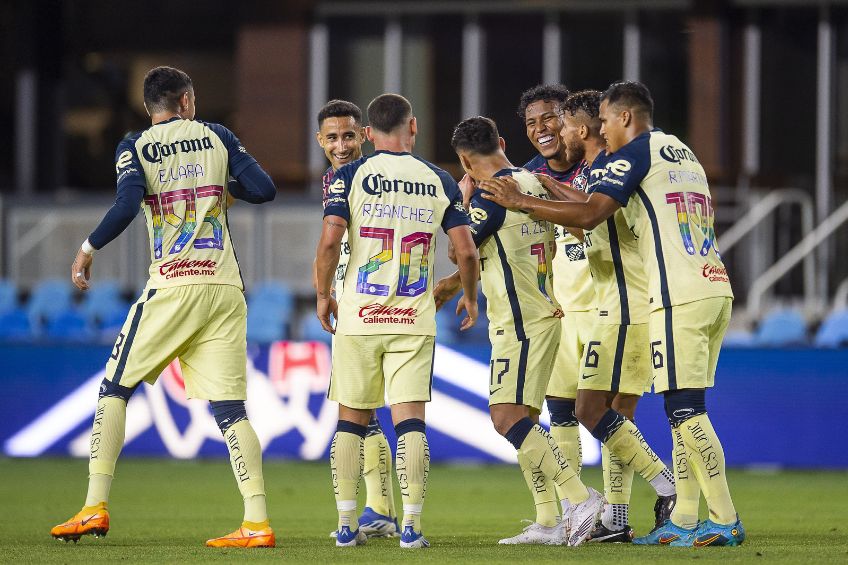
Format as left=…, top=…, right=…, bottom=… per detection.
left=567, top=488, right=605, bottom=547
left=498, top=520, right=566, bottom=545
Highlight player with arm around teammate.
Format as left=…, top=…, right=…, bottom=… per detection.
left=315, top=94, right=479, bottom=549
left=52, top=66, right=278, bottom=548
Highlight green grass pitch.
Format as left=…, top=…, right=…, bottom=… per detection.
left=2, top=458, right=846, bottom=563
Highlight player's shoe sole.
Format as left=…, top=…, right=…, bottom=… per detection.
left=51, top=505, right=110, bottom=543
left=205, top=525, right=275, bottom=548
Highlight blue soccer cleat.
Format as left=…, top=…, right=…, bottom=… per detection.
left=399, top=525, right=430, bottom=549
left=691, top=517, right=746, bottom=547
left=632, top=519, right=696, bottom=546
left=335, top=525, right=367, bottom=547
left=358, top=506, right=400, bottom=538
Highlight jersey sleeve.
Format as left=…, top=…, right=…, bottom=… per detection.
left=88, top=139, right=146, bottom=249
left=468, top=188, right=506, bottom=247
left=322, top=163, right=352, bottom=221
left=437, top=171, right=471, bottom=232
left=588, top=138, right=651, bottom=206
left=206, top=123, right=259, bottom=178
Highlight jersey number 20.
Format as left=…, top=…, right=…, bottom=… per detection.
left=356, top=227, right=432, bottom=297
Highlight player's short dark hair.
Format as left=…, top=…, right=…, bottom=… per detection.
left=517, top=84, right=570, bottom=120
left=451, top=116, right=501, bottom=156
left=600, top=81, right=654, bottom=118
left=143, top=66, right=193, bottom=113
left=367, top=94, right=413, bottom=133
left=563, top=90, right=602, bottom=120
left=317, top=99, right=362, bottom=127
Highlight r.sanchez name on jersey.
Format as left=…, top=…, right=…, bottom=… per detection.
left=324, top=150, right=469, bottom=336
left=469, top=168, right=561, bottom=341
left=524, top=155, right=594, bottom=312
left=590, top=129, right=733, bottom=309
left=585, top=152, right=650, bottom=325
left=115, top=117, right=254, bottom=290
left=322, top=166, right=351, bottom=299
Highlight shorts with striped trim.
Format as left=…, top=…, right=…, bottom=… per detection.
left=488, top=319, right=561, bottom=412
left=649, top=297, right=732, bottom=393
left=578, top=322, right=652, bottom=396
left=547, top=309, right=596, bottom=399
left=103, top=284, right=247, bottom=400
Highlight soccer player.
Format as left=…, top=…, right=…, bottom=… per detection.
left=51, top=66, right=278, bottom=547
left=545, top=90, right=675, bottom=542
left=315, top=93, right=479, bottom=549
left=435, top=116, right=604, bottom=547
left=518, top=84, right=593, bottom=526
left=480, top=81, right=745, bottom=548
left=315, top=99, right=399, bottom=537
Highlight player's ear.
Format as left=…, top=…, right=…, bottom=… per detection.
left=315, top=131, right=324, bottom=146
left=498, top=136, right=506, bottom=152
left=365, top=125, right=375, bottom=143
left=357, top=126, right=366, bottom=142
left=409, top=116, right=418, bottom=137
left=143, top=102, right=150, bottom=118
left=459, top=153, right=473, bottom=173
left=622, top=109, right=632, bottom=128
left=580, top=124, right=589, bottom=140
left=179, top=91, right=190, bottom=113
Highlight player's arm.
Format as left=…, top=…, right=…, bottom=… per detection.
left=534, top=173, right=586, bottom=240
left=72, top=142, right=146, bottom=291
left=207, top=123, right=277, bottom=204
left=315, top=215, right=346, bottom=333
left=446, top=226, right=479, bottom=331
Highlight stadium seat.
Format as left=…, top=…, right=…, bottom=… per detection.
left=44, top=309, right=94, bottom=342
left=247, top=308, right=288, bottom=344
left=81, top=281, right=129, bottom=326
left=0, top=279, right=18, bottom=314
left=813, top=309, right=848, bottom=348
left=96, top=303, right=131, bottom=343
left=753, top=309, right=807, bottom=347
left=723, top=329, right=756, bottom=348
left=300, top=315, right=332, bottom=344
left=0, top=308, right=33, bottom=341
left=27, top=278, right=73, bottom=329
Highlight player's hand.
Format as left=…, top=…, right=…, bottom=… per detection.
left=458, top=174, right=475, bottom=210
left=456, top=294, right=478, bottom=331
left=552, top=308, right=564, bottom=319
left=535, top=173, right=572, bottom=201
left=317, top=296, right=338, bottom=334
left=71, top=249, right=93, bottom=291
left=478, top=177, right=527, bottom=210
left=434, top=275, right=462, bottom=310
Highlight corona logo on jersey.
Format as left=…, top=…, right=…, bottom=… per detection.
left=140, top=136, right=215, bottom=164
left=659, top=144, right=699, bottom=164
left=362, top=173, right=437, bottom=198
left=4, top=342, right=602, bottom=464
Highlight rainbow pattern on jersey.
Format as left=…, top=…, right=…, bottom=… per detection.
left=530, top=242, right=552, bottom=301
left=195, top=185, right=224, bottom=250
left=665, top=191, right=719, bottom=259
left=357, top=226, right=394, bottom=296
left=397, top=232, right=432, bottom=297
left=143, top=194, right=164, bottom=259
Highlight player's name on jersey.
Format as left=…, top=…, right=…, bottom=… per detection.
left=361, top=202, right=435, bottom=224
left=521, top=219, right=550, bottom=237
left=157, top=163, right=205, bottom=184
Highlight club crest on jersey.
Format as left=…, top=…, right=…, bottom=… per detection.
left=362, top=173, right=437, bottom=198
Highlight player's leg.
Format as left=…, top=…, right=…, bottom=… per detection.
left=384, top=334, right=435, bottom=549
left=327, top=333, right=386, bottom=547
left=360, top=410, right=398, bottom=536
left=51, top=288, right=186, bottom=542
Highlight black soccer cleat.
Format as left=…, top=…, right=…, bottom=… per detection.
left=654, top=494, right=677, bottom=528
left=587, top=521, right=634, bottom=543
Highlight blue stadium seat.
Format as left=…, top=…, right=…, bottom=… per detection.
left=723, top=329, right=756, bottom=348
left=27, top=278, right=73, bottom=329
left=753, top=309, right=807, bottom=347
left=0, top=279, right=18, bottom=314
left=300, top=315, right=333, bottom=344
left=81, top=284, right=129, bottom=326
left=247, top=281, right=295, bottom=334
left=45, top=309, right=94, bottom=342
left=96, top=303, right=131, bottom=343
left=0, top=308, right=33, bottom=341
left=813, top=309, right=848, bottom=348
left=247, top=308, right=288, bottom=344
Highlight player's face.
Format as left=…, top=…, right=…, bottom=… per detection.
left=560, top=113, right=586, bottom=164
left=317, top=116, right=364, bottom=170
left=524, top=100, right=565, bottom=159
left=599, top=100, right=626, bottom=153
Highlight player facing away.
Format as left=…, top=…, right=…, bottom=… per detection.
left=542, top=90, right=676, bottom=542
left=315, top=94, right=479, bottom=549
left=52, top=67, right=278, bottom=547
left=480, top=81, right=744, bottom=548
left=519, top=84, right=595, bottom=525
left=435, top=116, right=604, bottom=547
left=315, top=99, right=400, bottom=537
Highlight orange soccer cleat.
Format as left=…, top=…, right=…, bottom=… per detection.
left=205, top=523, right=276, bottom=548
left=50, top=503, right=110, bottom=542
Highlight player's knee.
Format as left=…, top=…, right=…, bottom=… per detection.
left=574, top=399, right=603, bottom=427
left=209, top=400, right=247, bottom=435
left=98, top=378, right=137, bottom=402
left=489, top=411, right=517, bottom=436
left=547, top=398, right=578, bottom=428
left=663, top=388, right=707, bottom=427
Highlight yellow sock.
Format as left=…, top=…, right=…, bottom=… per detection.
left=242, top=518, right=270, bottom=530
left=669, top=426, right=700, bottom=529
left=517, top=448, right=559, bottom=527
left=678, top=414, right=736, bottom=524
left=551, top=424, right=582, bottom=475
left=396, top=428, right=429, bottom=532
left=223, top=420, right=267, bottom=523
left=364, top=431, right=394, bottom=518
left=602, top=443, right=634, bottom=505
left=331, top=429, right=364, bottom=530
left=520, top=424, right=588, bottom=505
left=605, top=420, right=669, bottom=485
left=86, top=396, right=127, bottom=506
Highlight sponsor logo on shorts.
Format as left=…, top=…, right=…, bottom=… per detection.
left=701, top=263, right=729, bottom=283
left=159, top=258, right=218, bottom=279
left=358, top=303, right=418, bottom=325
